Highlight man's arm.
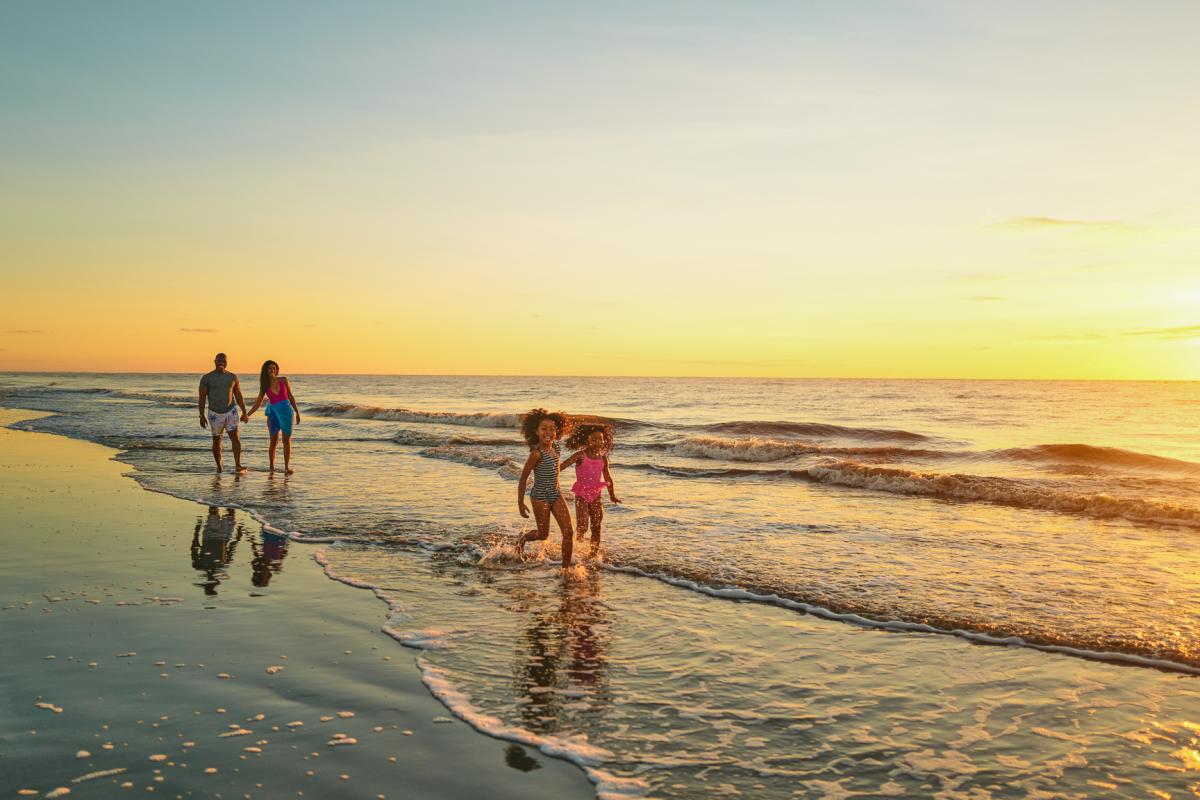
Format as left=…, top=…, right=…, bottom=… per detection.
left=233, top=377, right=248, bottom=416
left=198, top=380, right=209, bottom=429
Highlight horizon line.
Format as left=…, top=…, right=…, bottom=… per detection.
left=0, top=369, right=1195, bottom=384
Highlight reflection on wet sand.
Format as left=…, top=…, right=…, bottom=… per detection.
left=191, top=507, right=242, bottom=595
left=189, top=506, right=290, bottom=593
left=513, top=570, right=613, bottom=735
left=251, top=531, right=290, bottom=587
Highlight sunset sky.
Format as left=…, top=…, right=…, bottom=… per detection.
left=2, top=2, right=1198, bottom=378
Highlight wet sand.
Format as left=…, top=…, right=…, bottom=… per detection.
left=0, top=409, right=593, bottom=799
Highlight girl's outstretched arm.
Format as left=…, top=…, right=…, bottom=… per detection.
left=560, top=450, right=583, bottom=471
left=284, top=378, right=301, bottom=424
left=517, top=449, right=540, bottom=518
left=603, top=456, right=619, bottom=502
left=244, top=390, right=266, bottom=421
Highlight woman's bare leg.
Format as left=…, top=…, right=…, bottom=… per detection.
left=269, top=432, right=279, bottom=473
left=574, top=497, right=590, bottom=540
left=283, top=434, right=293, bottom=474
left=551, top=498, right=574, bottom=568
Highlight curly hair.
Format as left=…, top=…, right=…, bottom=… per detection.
left=564, top=422, right=614, bottom=453
left=520, top=408, right=570, bottom=448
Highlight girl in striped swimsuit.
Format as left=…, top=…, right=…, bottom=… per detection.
left=516, top=408, right=575, bottom=569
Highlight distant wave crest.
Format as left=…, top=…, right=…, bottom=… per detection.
left=309, top=403, right=521, bottom=429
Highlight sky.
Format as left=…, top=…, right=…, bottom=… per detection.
left=2, top=1, right=1198, bottom=378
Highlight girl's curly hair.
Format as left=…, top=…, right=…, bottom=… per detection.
left=520, top=408, right=570, bottom=448
left=565, top=421, right=614, bottom=453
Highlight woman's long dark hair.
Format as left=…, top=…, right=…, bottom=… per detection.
left=259, top=360, right=279, bottom=395
left=520, top=408, right=570, bottom=448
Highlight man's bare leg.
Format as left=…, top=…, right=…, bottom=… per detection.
left=228, top=429, right=248, bottom=473
left=211, top=435, right=223, bottom=473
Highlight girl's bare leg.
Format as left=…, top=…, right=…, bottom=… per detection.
left=517, top=500, right=552, bottom=554
left=283, top=434, right=293, bottom=474
left=588, top=499, right=604, bottom=551
left=574, top=497, right=590, bottom=540
left=551, top=498, right=574, bottom=568
left=269, top=432, right=279, bottom=473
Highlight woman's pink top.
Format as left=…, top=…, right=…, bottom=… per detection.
left=266, top=378, right=289, bottom=404
left=571, top=453, right=609, bottom=503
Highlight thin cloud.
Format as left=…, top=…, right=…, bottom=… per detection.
left=990, top=217, right=1134, bottom=233
left=1124, top=324, right=1200, bottom=340
left=180, top=327, right=218, bottom=333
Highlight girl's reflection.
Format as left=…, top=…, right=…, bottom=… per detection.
left=513, top=570, right=612, bottom=734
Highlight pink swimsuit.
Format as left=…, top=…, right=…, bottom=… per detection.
left=266, top=378, right=289, bottom=404
left=571, top=453, right=609, bottom=503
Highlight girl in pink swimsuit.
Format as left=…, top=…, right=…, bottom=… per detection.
left=560, top=423, right=619, bottom=552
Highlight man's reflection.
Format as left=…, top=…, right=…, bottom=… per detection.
left=191, top=507, right=243, bottom=595
left=513, top=570, right=612, bottom=734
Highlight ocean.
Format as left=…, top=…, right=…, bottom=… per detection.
left=2, top=373, right=1198, bottom=797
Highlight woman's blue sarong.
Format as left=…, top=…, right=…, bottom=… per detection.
left=266, top=399, right=294, bottom=436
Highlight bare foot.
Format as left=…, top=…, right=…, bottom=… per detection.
left=215, top=465, right=223, bottom=473
left=235, top=465, right=248, bottom=474
left=575, top=531, right=585, bottom=540
left=285, top=467, right=295, bottom=475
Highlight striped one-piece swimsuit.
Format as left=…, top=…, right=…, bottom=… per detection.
left=529, top=441, right=561, bottom=504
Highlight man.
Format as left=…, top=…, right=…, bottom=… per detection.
left=198, top=352, right=248, bottom=473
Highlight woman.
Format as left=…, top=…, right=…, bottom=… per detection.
left=243, top=360, right=301, bottom=474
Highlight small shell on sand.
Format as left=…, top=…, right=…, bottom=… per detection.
left=265, top=666, right=283, bottom=675
left=402, top=730, right=413, bottom=736
left=387, top=756, right=397, bottom=763
left=203, top=768, right=217, bottom=774
left=373, top=726, right=383, bottom=733
left=219, top=729, right=252, bottom=738
left=75, top=750, right=90, bottom=758
left=251, top=714, right=266, bottom=721
left=34, top=702, right=63, bottom=713
left=87, top=663, right=98, bottom=668
left=336, top=711, right=355, bottom=719
left=327, top=737, right=358, bottom=747
left=243, top=746, right=262, bottom=754
left=340, top=774, right=350, bottom=780
left=116, top=652, right=136, bottom=658
left=148, top=755, right=167, bottom=762
left=153, top=661, right=165, bottom=666
left=287, top=721, right=304, bottom=728
left=101, top=744, right=114, bottom=750
left=45, top=789, right=71, bottom=798
left=18, top=790, right=38, bottom=796
left=45, top=655, right=56, bottom=660
left=319, top=716, right=334, bottom=723
left=216, top=673, right=232, bottom=680
left=182, top=742, right=195, bottom=747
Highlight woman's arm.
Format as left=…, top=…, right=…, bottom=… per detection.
left=284, top=378, right=301, bottom=424
left=244, top=390, right=266, bottom=420
left=603, top=456, right=619, bottom=502
left=517, top=449, right=540, bottom=517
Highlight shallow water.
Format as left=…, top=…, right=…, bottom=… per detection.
left=3, top=373, right=1199, bottom=796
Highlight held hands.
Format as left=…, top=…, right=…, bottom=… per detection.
left=240, top=413, right=249, bottom=423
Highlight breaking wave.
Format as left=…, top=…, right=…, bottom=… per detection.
left=308, top=403, right=521, bottom=428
